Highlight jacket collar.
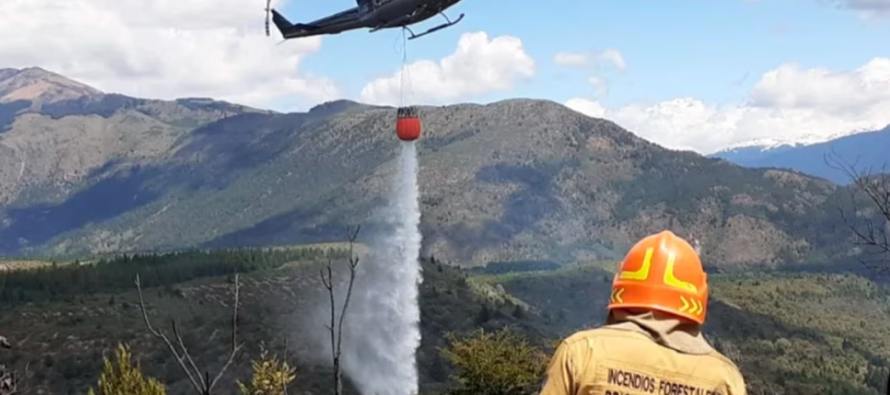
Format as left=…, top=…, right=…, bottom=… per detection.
left=604, top=310, right=715, bottom=355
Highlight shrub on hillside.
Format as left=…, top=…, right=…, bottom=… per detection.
left=440, top=327, right=548, bottom=395
left=236, top=347, right=296, bottom=395
left=87, top=343, right=166, bottom=395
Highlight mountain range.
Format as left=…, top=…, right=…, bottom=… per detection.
left=710, top=126, right=890, bottom=185
left=0, top=66, right=876, bottom=268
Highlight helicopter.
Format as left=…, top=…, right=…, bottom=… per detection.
left=265, top=0, right=465, bottom=40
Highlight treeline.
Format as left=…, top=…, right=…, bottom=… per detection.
left=0, top=247, right=347, bottom=304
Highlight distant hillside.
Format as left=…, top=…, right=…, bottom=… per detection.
left=2, top=248, right=888, bottom=395
left=0, top=67, right=874, bottom=269
left=0, top=67, right=269, bottom=208
left=710, top=142, right=806, bottom=165
left=480, top=263, right=890, bottom=394
left=710, top=126, right=890, bottom=185
left=0, top=66, right=102, bottom=105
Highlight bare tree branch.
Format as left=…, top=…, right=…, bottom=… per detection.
left=282, top=338, right=290, bottom=395
left=209, top=273, right=243, bottom=394
left=135, top=274, right=204, bottom=393
left=0, top=337, right=31, bottom=395
left=826, top=149, right=890, bottom=274
left=319, top=225, right=362, bottom=395
left=135, top=272, right=244, bottom=395
left=0, top=365, right=16, bottom=395
left=173, top=320, right=203, bottom=384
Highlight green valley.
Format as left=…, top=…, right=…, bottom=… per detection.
left=1, top=247, right=889, bottom=395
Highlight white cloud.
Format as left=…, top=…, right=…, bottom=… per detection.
left=554, top=52, right=589, bottom=67
left=588, top=77, right=605, bottom=89
left=359, top=31, right=535, bottom=105
left=584, top=76, right=610, bottom=99
left=553, top=49, right=626, bottom=71
left=0, top=0, right=338, bottom=110
left=565, top=57, right=890, bottom=154
left=598, top=49, right=627, bottom=71
left=565, top=98, right=606, bottom=118
left=826, top=0, right=890, bottom=17
left=555, top=49, right=625, bottom=101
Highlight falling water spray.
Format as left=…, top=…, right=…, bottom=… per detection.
left=338, top=141, right=424, bottom=395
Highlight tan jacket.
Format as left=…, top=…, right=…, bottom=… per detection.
left=539, top=311, right=746, bottom=395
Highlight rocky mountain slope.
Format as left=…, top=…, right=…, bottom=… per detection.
left=710, top=126, right=890, bottom=185
left=0, top=67, right=266, bottom=206
left=0, top=67, right=868, bottom=268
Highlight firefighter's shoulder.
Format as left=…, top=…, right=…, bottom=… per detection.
left=556, top=325, right=646, bottom=348
left=708, top=348, right=747, bottom=389
left=709, top=347, right=743, bottom=370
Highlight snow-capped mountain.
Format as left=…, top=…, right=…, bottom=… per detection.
left=708, top=125, right=890, bottom=185
left=711, top=139, right=809, bottom=164
left=712, top=128, right=869, bottom=159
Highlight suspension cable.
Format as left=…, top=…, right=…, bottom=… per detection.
left=399, top=28, right=408, bottom=108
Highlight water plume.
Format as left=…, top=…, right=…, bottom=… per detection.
left=339, top=141, right=424, bottom=395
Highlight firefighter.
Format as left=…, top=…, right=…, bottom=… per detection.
left=539, top=230, right=747, bottom=395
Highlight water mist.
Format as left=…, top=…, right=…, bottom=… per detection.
left=339, top=141, right=424, bottom=395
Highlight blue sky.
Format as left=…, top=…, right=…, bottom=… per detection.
left=281, top=0, right=889, bottom=109
left=5, top=0, right=888, bottom=153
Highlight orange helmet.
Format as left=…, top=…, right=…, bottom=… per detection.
left=607, top=230, right=708, bottom=325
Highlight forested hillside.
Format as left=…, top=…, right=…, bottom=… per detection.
left=0, top=68, right=876, bottom=271
left=0, top=246, right=888, bottom=395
